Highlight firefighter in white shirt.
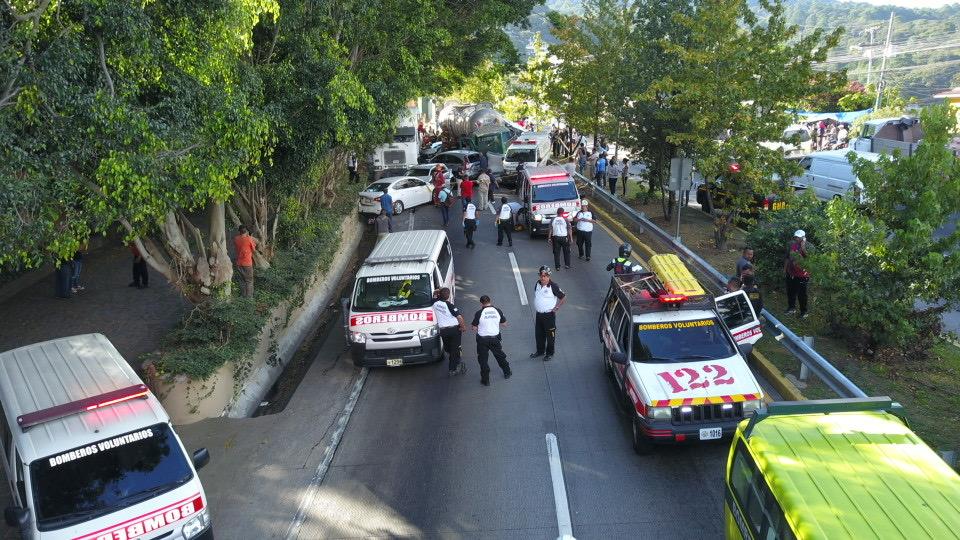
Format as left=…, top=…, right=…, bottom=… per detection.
left=496, top=196, right=514, bottom=247
left=471, top=295, right=512, bottom=386
left=530, top=266, right=566, bottom=361
left=432, top=287, right=467, bottom=377
left=463, top=200, right=478, bottom=249
left=574, top=199, right=596, bottom=261
left=548, top=207, right=573, bottom=270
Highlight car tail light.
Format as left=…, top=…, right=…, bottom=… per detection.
left=728, top=162, right=741, bottom=173
left=374, top=196, right=381, bottom=202
left=675, top=434, right=687, bottom=442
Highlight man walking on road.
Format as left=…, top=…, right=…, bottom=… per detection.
left=548, top=208, right=573, bottom=270
left=433, top=287, right=467, bottom=376
left=531, top=266, right=566, bottom=362
left=574, top=200, right=595, bottom=261
left=234, top=225, right=257, bottom=297
left=437, top=185, right=454, bottom=226
left=463, top=199, right=478, bottom=249
left=476, top=169, right=492, bottom=210
left=471, top=295, right=511, bottom=386
left=380, top=190, right=394, bottom=229
left=496, top=196, right=514, bottom=247
left=460, top=175, right=475, bottom=211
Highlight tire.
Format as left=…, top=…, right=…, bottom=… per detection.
left=632, top=418, right=654, bottom=455
left=393, top=200, right=404, bottom=215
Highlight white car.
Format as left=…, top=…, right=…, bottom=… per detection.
left=358, top=176, right=435, bottom=215
left=404, top=163, right=453, bottom=186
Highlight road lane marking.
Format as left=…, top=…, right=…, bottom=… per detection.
left=407, top=211, right=415, bottom=231
left=285, top=368, right=369, bottom=540
left=546, top=433, right=576, bottom=540
left=508, top=252, right=528, bottom=306
left=488, top=201, right=496, bottom=215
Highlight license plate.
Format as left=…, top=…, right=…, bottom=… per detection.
left=700, top=427, right=722, bottom=440
left=386, top=358, right=403, bottom=367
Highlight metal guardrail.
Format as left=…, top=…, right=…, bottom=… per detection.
left=555, top=162, right=868, bottom=399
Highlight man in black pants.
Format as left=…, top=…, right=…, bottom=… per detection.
left=471, top=295, right=511, bottom=386
left=530, top=266, right=566, bottom=361
left=496, top=197, right=514, bottom=247
left=573, top=200, right=595, bottom=261
left=432, top=287, right=466, bottom=376
left=548, top=208, right=573, bottom=270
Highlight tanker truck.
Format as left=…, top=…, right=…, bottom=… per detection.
left=437, top=102, right=525, bottom=175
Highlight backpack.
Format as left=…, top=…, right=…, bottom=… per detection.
left=441, top=189, right=454, bottom=208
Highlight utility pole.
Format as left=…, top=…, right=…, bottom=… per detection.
left=861, top=25, right=881, bottom=87
left=874, top=12, right=894, bottom=110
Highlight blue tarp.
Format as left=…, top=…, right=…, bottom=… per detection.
left=791, top=109, right=873, bottom=123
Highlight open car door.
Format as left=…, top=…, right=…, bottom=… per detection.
left=714, top=290, right=762, bottom=346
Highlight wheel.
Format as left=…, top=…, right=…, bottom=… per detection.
left=632, top=418, right=654, bottom=455
left=393, top=200, right=404, bottom=215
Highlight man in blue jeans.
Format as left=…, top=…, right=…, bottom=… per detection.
left=380, top=191, right=394, bottom=229
left=437, top=186, right=453, bottom=226
left=594, top=152, right=607, bottom=186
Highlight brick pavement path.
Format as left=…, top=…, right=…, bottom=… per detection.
left=0, top=242, right=190, bottom=368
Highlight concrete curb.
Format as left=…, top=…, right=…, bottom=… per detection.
left=588, top=196, right=806, bottom=402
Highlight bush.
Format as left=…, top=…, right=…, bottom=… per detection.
left=745, top=191, right=827, bottom=289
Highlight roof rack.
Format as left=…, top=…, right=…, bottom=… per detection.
left=742, top=396, right=906, bottom=438
left=17, top=384, right=150, bottom=431
left=612, top=272, right=713, bottom=313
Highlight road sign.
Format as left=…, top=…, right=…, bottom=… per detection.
left=668, top=158, right=693, bottom=191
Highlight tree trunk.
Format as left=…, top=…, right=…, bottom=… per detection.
left=714, top=209, right=733, bottom=250
left=228, top=183, right=273, bottom=268
left=207, top=202, right=233, bottom=296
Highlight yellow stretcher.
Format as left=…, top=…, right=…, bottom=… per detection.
left=647, top=254, right=706, bottom=297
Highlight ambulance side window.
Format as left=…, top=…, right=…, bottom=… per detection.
left=618, top=316, right=632, bottom=353
left=611, top=304, right=628, bottom=352
left=14, top=452, right=26, bottom=506
left=437, top=239, right=452, bottom=281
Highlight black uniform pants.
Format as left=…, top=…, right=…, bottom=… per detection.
left=440, top=326, right=463, bottom=371
left=476, top=335, right=510, bottom=380
left=132, top=260, right=149, bottom=287
left=464, top=218, right=477, bottom=247
left=786, top=276, right=809, bottom=314
left=497, top=222, right=513, bottom=246
left=552, top=237, right=571, bottom=268
left=575, top=230, right=592, bottom=259
left=608, top=176, right=618, bottom=194
left=534, top=311, right=557, bottom=355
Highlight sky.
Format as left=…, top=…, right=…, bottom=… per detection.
left=840, top=0, right=958, bottom=7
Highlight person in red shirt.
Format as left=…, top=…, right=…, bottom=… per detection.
left=459, top=175, right=475, bottom=211
left=784, top=229, right=810, bottom=318
left=432, top=164, right=446, bottom=206
left=234, top=225, right=258, bottom=297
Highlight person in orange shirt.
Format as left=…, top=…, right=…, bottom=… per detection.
left=234, top=225, right=257, bottom=297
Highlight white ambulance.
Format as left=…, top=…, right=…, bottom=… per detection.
left=0, top=334, right=212, bottom=540
left=500, top=132, right=552, bottom=187
left=346, top=230, right=455, bottom=367
left=521, top=165, right=582, bottom=237
left=597, top=255, right=764, bottom=454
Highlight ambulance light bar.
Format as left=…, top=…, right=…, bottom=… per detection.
left=529, top=174, right=570, bottom=182
left=658, top=294, right=688, bottom=304
left=17, top=384, right=150, bottom=430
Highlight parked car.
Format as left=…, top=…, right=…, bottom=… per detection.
left=430, top=150, right=483, bottom=179
left=403, top=163, right=453, bottom=186
left=791, top=149, right=881, bottom=203
left=696, top=162, right=797, bottom=216
left=357, top=176, right=434, bottom=215
left=760, top=124, right=813, bottom=157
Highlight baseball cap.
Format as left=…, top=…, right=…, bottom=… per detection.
left=581, top=199, right=589, bottom=206
left=538, top=265, right=552, bottom=275
left=794, top=229, right=806, bottom=238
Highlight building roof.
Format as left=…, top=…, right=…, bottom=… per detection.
left=746, top=409, right=960, bottom=539
left=0, top=334, right=168, bottom=463
left=934, top=87, right=960, bottom=99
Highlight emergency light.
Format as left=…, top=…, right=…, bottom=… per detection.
left=658, top=294, right=688, bottom=304
left=18, top=384, right=151, bottom=430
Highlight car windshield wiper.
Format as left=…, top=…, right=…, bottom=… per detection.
left=675, top=354, right=715, bottom=360
left=118, top=479, right=186, bottom=507
left=41, top=508, right=104, bottom=528
left=641, top=356, right=679, bottom=363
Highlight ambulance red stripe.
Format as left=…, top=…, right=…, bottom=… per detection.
left=73, top=494, right=203, bottom=540
left=349, top=310, right=434, bottom=326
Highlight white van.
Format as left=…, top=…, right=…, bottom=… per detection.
left=521, top=165, right=582, bottom=237
left=793, top=149, right=881, bottom=203
left=346, top=230, right=455, bottom=367
left=501, top=132, right=552, bottom=187
left=0, top=334, right=212, bottom=540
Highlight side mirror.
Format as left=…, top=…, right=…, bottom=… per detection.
left=610, top=352, right=629, bottom=365
left=192, top=448, right=210, bottom=471
left=4, top=507, right=28, bottom=529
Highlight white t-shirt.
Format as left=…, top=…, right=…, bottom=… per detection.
left=550, top=215, right=569, bottom=238
left=575, top=211, right=593, bottom=232
left=499, top=204, right=512, bottom=221
left=472, top=305, right=506, bottom=337
left=533, top=280, right=565, bottom=313
left=464, top=203, right=477, bottom=220
left=432, top=299, right=461, bottom=329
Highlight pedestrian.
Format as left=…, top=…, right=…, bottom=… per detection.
left=479, top=151, right=489, bottom=172
left=471, top=294, right=511, bottom=386
left=736, top=247, right=754, bottom=278
left=548, top=207, right=573, bottom=270
left=784, top=229, right=810, bottom=318
left=607, top=243, right=640, bottom=274
left=433, top=287, right=467, bottom=376
left=573, top=200, right=595, bottom=261
left=620, top=158, right=629, bottom=198
left=437, top=185, right=454, bottom=226
left=234, top=225, right=257, bottom=297
left=726, top=276, right=742, bottom=292
left=432, top=164, right=446, bottom=205
left=530, top=265, right=566, bottom=361
left=54, top=260, right=73, bottom=299
left=460, top=175, right=475, bottom=211
left=476, top=169, right=491, bottom=210
left=463, top=199, right=478, bottom=249
left=594, top=152, right=607, bottom=186
left=69, top=248, right=85, bottom=294
left=496, top=196, right=514, bottom=247
left=576, top=147, right=587, bottom=176
left=347, top=152, right=359, bottom=183
left=606, top=158, right=622, bottom=195
left=741, top=274, right=764, bottom=314
left=129, top=243, right=149, bottom=289
left=372, top=209, right=393, bottom=241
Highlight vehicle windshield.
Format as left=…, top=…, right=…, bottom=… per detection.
left=532, top=181, right=578, bottom=203
left=506, top=148, right=536, bottom=163
left=405, top=166, right=432, bottom=177
left=31, top=423, right=193, bottom=531
left=352, top=273, right=433, bottom=311
left=632, top=318, right=736, bottom=363
left=393, top=126, right=416, bottom=143
left=364, top=182, right=391, bottom=193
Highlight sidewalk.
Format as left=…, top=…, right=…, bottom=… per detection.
left=0, top=241, right=190, bottom=366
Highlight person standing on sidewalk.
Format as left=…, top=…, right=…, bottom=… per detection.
left=471, top=295, right=511, bottom=386
left=547, top=208, right=573, bottom=270
left=530, top=266, right=566, bottom=361
left=620, top=157, right=630, bottom=197
left=437, top=185, right=454, bottom=226
left=234, top=225, right=258, bottom=297
left=784, top=229, right=810, bottom=318
left=606, top=158, right=622, bottom=195
left=463, top=199, right=478, bottom=249
left=594, top=153, right=607, bottom=186
left=576, top=146, right=587, bottom=176
left=574, top=200, right=595, bottom=261
left=433, top=287, right=467, bottom=376
left=129, top=243, right=149, bottom=289
left=496, top=196, right=514, bottom=247
left=347, top=153, right=359, bottom=183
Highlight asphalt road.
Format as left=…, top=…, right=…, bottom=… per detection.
left=292, top=199, right=730, bottom=539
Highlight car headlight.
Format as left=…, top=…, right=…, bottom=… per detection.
left=349, top=331, right=366, bottom=344
left=181, top=508, right=210, bottom=539
left=418, top=325, right=439, bottom=339
left=647, top=406, right=672, bottom=420
left=741, top=399, right=763, bottom=415
left=533, top=213, right=543, bottom=221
